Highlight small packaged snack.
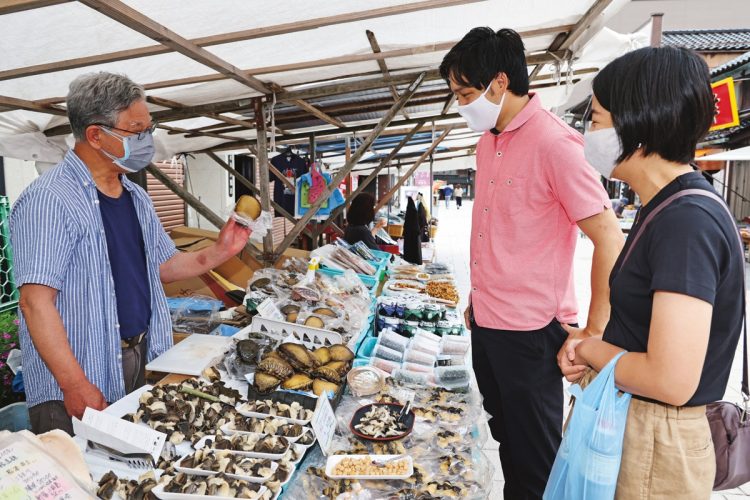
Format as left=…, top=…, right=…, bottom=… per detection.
left=404, top=347, right=437, bottom=367
left=441, top=336, right=471, bottom=356
left=371, top=357, right=401, bottom=374
left=379, top=328, right=410, bottom=352
left=373, top=341, right=404, bottom=362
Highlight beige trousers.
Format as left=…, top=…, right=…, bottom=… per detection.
left=573, top=370, right=714, bottom=499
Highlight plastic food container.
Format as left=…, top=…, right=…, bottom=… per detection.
left=379, top=328, right=410, bottom=352
left=391, top=368, right=435, bottom=386
left=441, top=336, right=471, bottom=356
left=403, top=347, right=437, bottom=367
left=402, top=362, right=433, bottom=373
left=409, top=337, right=441, bottom=357
left=414, top=328, right=442, bottom=344
left=371, top=357, right=401, bottom=374
left=373, top=341, right=403, bottom=362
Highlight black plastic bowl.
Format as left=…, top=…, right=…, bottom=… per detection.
left=349, top=403, right=415, bottom=442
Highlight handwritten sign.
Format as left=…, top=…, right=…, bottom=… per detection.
left=0, top=434, right=90, bottom=500
left=311, top=395, right=337, bottom=456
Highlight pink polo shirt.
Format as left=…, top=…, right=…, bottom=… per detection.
left=470, top=94, right=609, bottom=331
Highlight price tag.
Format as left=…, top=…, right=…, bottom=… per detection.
left=311, top=394, right=337, bottom=456
left=257, top=298, right=284, bottom=322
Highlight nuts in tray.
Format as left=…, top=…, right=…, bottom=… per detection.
left=332, top=457, right=410, bottom=476
left=425, top=281, right=459, bottom=304
left=162, top=471, right=265, bottom=498
left=237, top=400, right=313, bottom=421
left=179, top=449, right=275, bottom=478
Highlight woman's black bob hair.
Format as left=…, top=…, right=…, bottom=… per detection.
left=347, top=193, right=376, bottom=226
left=592, top=46, right=715, bottom=165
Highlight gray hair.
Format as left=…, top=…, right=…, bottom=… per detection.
left=66, top=72, right=145, bottom=141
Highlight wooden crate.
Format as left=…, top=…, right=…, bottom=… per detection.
left=387, top=224, right=404, bottom=238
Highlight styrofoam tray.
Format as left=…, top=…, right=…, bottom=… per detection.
left=174, top=454, right=277, bottom=483
left=193, top=435, right=288, bottom=461
left=324, top=454, right=413, bottom=480
left=152, top=484, right=268, bottom=500
left=235, top=403, right=312, bottom=426
left=220, top=423, right=312, bottom=444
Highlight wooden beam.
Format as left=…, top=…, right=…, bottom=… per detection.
left=253, top=98, right=274, bottom=258
left=147, top=95, right=257, bottom=130
left=375, top=126, right=454, bottom=211
left=559, top=0, right=615, bottom=51
left=273, top=73, right=426, bottom=260
left=0, top=0, right=483, bottom=82
left=367, top=30, right=410, bottom=120
left=145, top=162, right=262, bottom=258
left=0, top=0, right=68, bottom=15
left=441, top=94, right=457, bottom=115
left=314, top=120, right=427, bottom=238
left=290, top=99, right=346, bottom=128
left=201, top=112, right=462, bottom=153
left=78, top=0, right=271, bottom=93
left=157, top=124, right=240, bottom=141
left=267, top=162, right=295, bottom=192
left=0, top=95, right=66, bottom=115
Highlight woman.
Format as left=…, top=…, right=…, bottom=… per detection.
left=454, top=184, right=464, bottom=209
left=558, top=47, right=744, bottom=498
left=343, top=193, right=385, bottom=250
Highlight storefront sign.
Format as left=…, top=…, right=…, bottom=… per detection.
left=414, top=171, right=431, bottom=187
left=710, top=77, right=740, bottom=131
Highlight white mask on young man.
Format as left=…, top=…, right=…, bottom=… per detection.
left=457, top=84, right=506, bottom=132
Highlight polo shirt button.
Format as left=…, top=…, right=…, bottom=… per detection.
left=473, top=261, right=477, bottom=265
left=473, top=287, right=477, bottom=291
left=496, top=151, right=503, bottom=157
left=490, top=180, right=495, bottom=184
left=484, top=208, right=488, bottom=212
left=478, top=233, right=483, bottom=238
left=507, top=179, right=512, bottom=185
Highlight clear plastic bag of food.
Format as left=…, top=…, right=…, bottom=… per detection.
left=169, top=294, right=223, bottom=334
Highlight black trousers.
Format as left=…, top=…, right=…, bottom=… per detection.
left=471, top=317, right=568, bottom=500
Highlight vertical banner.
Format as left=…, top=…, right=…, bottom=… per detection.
left=710, top=77, right=740, bottom=131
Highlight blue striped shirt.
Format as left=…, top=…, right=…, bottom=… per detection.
left=10, top=150, right=177, bottom=407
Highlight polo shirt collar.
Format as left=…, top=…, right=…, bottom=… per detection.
left=63, top=148, right=136, bottom=193
left=491, top=92, right=541, bottom=135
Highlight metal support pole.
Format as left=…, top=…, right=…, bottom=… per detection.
left=650, top=12, right=664, bottom=47
left=254, top=98, right=274, bottom=261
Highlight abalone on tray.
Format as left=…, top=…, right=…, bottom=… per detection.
left=253, top=372, right=281, bottom=394
left=278, top=343, right=315, bottom=372
left=256, top=353, right=294, bottom=379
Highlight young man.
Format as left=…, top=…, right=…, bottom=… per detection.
left=440, top=28, right=624, bottom=498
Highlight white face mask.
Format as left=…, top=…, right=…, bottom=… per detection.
left=457, top=84, right=505, bottom=132
left=584, top=127, right=622, bottom=180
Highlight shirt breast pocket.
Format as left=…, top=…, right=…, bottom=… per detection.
left=496, top=177, right=527, bottom=216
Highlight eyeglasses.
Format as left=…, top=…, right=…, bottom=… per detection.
left=93, top=123, right=158, bottom=140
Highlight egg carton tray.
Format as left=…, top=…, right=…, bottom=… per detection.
left=248, top=316, right=343, bottom=350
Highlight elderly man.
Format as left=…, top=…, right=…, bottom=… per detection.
left=10, top=72, right=251, bottom=435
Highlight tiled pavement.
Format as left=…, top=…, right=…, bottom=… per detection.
left=432, top=199, right=750, bottom=499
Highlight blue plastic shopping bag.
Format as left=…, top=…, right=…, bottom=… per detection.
left=544, top=351, right=631, bottom=500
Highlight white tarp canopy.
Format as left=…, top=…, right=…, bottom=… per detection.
left=0, top=0, right=632, bottom=163
left=697, top=146, right=750, bottom=162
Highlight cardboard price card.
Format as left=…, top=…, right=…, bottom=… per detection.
left=0, top=434, right=92, bottom=500
left=311, top=395, right=337, bottom=456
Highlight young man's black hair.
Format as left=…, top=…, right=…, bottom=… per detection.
left=439, top=27, right=529, bottom=95
left=592, top=46, right=714, bottom=165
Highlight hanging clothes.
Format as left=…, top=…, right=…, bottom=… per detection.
left=271, top=149, right=308, bottom=216
left=402, top=197, right=423, bottom=265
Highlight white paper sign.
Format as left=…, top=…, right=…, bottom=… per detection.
left=73, top=407, right=166, bottom=463
left=311, top=395, right=336, bottom=456
left=0, top=433, right=91, bottom=500
left=257, top=298, right=285, bottom=322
